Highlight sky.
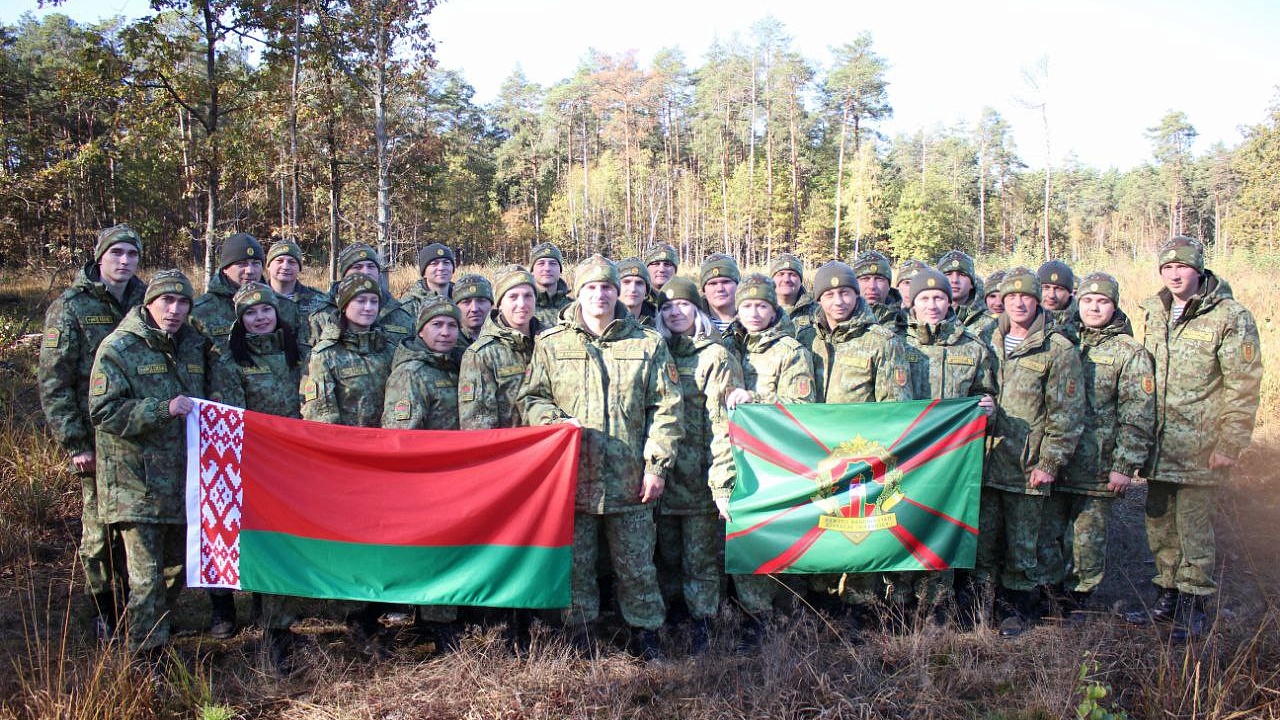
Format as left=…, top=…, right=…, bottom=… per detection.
left=6, top=0, right=1279, bottom=170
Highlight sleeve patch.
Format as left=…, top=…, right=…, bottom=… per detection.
left=1142, top=375, right=1155, bottom=394
left=794, top=374, right=812, bottom=398
left=894, top=367, right=908, bottom=387
left=666, top=362, right=679, bottom=384
left=43, top=328, right=61, bottom=348
left=459, top=382, right=475, bottom=402
left=1243, top=342, right=1257, bottom=363
left=90, top=373, right=107, bottom=396
left=393, top=400, right=411, bottom=421
left=303, top=379, right=319, bottom=402
left=1066, top=378, right=1078, bottom=396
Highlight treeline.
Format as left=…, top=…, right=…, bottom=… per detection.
left=3, top=6, right=1280, bottom=282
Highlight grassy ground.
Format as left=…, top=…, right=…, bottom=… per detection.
left=1, top=255, right=1279, bottom=719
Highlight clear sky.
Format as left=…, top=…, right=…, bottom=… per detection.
left=6, top=0, right=1279, bottom=170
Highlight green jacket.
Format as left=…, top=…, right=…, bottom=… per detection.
left=1140, top=271, right=1262, bottom=486
left=39, top=262, right=147, bottom=457
left=301, top=324, right=395, bottom=427
left=732, top=318, right=817, bottom=404
left=986, top=310, right=1086, bottom=495
left=399, top=278, right=452, bottom=322
left=192, top=272, right=308, bottom=353
left=1046, top=297, right=1081, bottom=345
left=534, top=279, right=572, bottom=330
left=230, top=330, right=303, bottom=419
left=517, top=302, right=684, bottom=514
left=662, top=333, right=743, bottom=511
left=783, top=289, right=819, bottom=347
left=1062, top=310, right=1155, bottom=496
left=904, top=318, right=998, bottom=402
left=309, top=286, right=415, bottom=349
left=276, top=281, right=329, bottom=349
left=382, top=338, right=461, bottom=430
left=458, top=312, right=542, bottom=430
left=869, top=296, right=909, bottom=337
left=89, top=308, right=233, bottom=524
left=808, top=300, right=912, bottom=404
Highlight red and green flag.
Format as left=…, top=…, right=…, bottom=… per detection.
left=726, top=397, right=986, bottom=575
left=185, top=400, right=580, bottom=608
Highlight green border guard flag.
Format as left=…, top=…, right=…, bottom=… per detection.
left=726, top=397, right=986, bottom=574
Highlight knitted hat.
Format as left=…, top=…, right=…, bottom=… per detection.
left=529, top=242, right=565, bottom=269
left=735, top=273, right=778, bottom=310
left=699, top=253, right=741, bottom=287
left=337, top=244, right=383, bottom=276
left=266, top=240, right=303, bottom=265
left=574, top=254, right=620, bottom=293
left=645, top=243, right=679, bottom=268
left=896, top=258, right=928, bottom=287
left=908, top=267, right=952, bottom=303
left=335, top=273, right=381, bottom=310
left=417, top=243, right=455, bottom=276
left=494, top=265, right=537, bottom=303
left=769, top=252, right=805, bottom=279
left=999, top=266, right=1042, bottom=300
left=659, top=276, right=701, bottom=306
left=616, top=257, right=651, bottom=288
left=219, top=233, right=264, bottom=270
left=854, top=250, right=892, bottom=279
left=233, top=281, right=279, bottom=318
left=937, top=250, right=976, bottom=280
left=1158, top=235, right=1204, bottom=273
left=813, top=261, right=859, bottom=297
left=1078, top=271, right=1120, bottom=304
left=984, top=270, right=1007, bottom=297
left=94, top=224, right=142, bottom=263
left=1037, top=260, right=1075, bottom=289
left=415, top=295, right=462, bottom=333
left=144, top=269, right=195, bottom=305
left=452, top=273, right=493, bottom=303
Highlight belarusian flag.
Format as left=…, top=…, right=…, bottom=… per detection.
left=185, top=400, right=579, bottom=608
left=726, top=397, right=986, bottom=575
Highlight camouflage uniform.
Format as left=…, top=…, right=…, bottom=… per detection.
left=782, top=288, right=819, bottom=347
left=656, top=332, right=743, bottom=620
left=903, top=318, right=998, bottom=403
left=868, top=289, right=909, bottom=337
left=39, top=259, right=146, bottom=622
left=89, top=303, right=235, bottom=651
left=808, top=300, right=912, bottom=405
left=229, top=331, right=303, bottom=420
left=301, top=325, right=395, bottom=427
left=310, top=286, right=415, bottom=350
left=1140, top=269, right=1261, bottom=596
left=1046, top=297, right=1081, bottom=345
left=399, top=279, right=451, bottom=320
left=937, top=251, right=995, bottom=340
left=277, top=283, right=329, bottom=350
left=458, top=312, right=544, bottom=430
left=517, top=300, right=683, bottom=631
left=534, top=279, right=573, bottom=330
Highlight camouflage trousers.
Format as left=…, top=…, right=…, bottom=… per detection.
left=569, top=509, right=665, bottom=630
left=975, top=488, right=1047, bottom=591
left=1037, top=492, right=1112, bottom=593
left=655, top=512, right=722, bottom=620
left=1146, top=480, right=1217, bottom=596
left=79, top=472, right=126, bottom=598
left=116, top=522, right=185, bottom=651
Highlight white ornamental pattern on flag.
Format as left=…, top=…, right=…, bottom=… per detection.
left=186, top=400, right=244, bottom=589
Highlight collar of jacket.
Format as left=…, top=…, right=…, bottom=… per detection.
left=1079, top=308, right=1133, bottom=347
left=537, top=279, right=570, bottom=304
left=1155, top=269, right=1231, bottom=323
left=245, top=328, right=286, bottom=355
left=997, top=308, right=1052, bottom=357
left=122, top=305, right=181, bottom=354
left=908, top=318, right=963, bottom=346
left=340, top=326, right=387, bottom=354
left=568, top=300, right=637, bottom=341
left=741, top=317, right=794, bottom=353
left=816, top=299, right=877, bottom=342
left=393, top=336, right=460, bottom=370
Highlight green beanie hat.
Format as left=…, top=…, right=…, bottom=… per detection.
left=984, top=270, right=1007, bottom=297
left=335, top=273, right=381, bottom=310
left=1078, top=271, right=1120, bottom=304
left=908, top=267, right=952, bottom=303
left=999, top=266, right=1042, bottom=301
left=94, top=224, right=142, bottom=263
left=417, top=243, right=455, bottom=276
left=1158, top=235, right=1204, bottom=273
left=769, top=252, right=804, bottom=279
left=452, top=273, right=493, bottom=303
left=233, top=281, right=279, bottom=319
left=266, top=240, right=303, bottom=265
left=415, top=295, right=462, bottom=333
left=854, top=250, right=892, bottom=279
left=896, top=259, right=927, bottom=287
left=616, top=257, right=651, bottom=288
left=735, top=273, right=778, bottom=310
left=338, top=244, right=384, bottom=276
left=659, top=276, right=702, bottom=307
left=573, top=254, right=620, bottom=293
left=494, top=265, right=537, bottom=303
left=144, top=269, right=195, bottom=305
left=813, top=261, right=859, bottom=297
left=219, top=233, right=264, bottom=270
left=1037, top=260, right=1075, bottom=289
left=529, top=242, right=565, bottom=269
left=937, top=250, right=976, bottom=280
left=699, top=253, right=741, bottom=287
left=645, top=243, right=679, bottom=268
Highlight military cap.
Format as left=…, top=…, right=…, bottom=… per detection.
left=769, top=252, right=805, bottom=279
left=452, top=273, right=493, bottom=303
left=645, top=243, right=679, bottom=268
left=494, top=265, right=537, bottom=303
left=338, top=244, right=384, bottom=276
left=1078, top=271, right=1120, bottom=304
left=266, top=240, right=303, bottom=265
left=144, top=269, right=195, bottom=305
left=735, top=273, right=778, bottom=310
left=1037, top=259, right=1075, bottom=289
left=415, top=295, right=462, bottom=333
left=417, top=243, right=455, bottom=276
left=1158, top=235, right=1204, bottom=273
left=659, top=276, right=702, bottom=306
left=574, top=254, right=620, bottom=293
left=908, top=267, right=952, bottom=303
left=937, top=250, right=976, bottom=280
left=616, top=257, right=651, bottom=288
left=219, top=233, right=264, bottom=270
left=335, top=273, right=381, bottom=310
left=999, top=266, right=1042, bottom=300
left=699, top=253, right=741, bottom=287
left=984, top=270, right=1007, bottom=297
left=233, top=281, right=279, bottom=318
left=896, top=258, right=928, bottom=286
left=813, top=261, right=859, bottom=297
left=94, top=224, right=142, bottom=263
left=529, top=242, right=565, bottom=269
left=854, top=250, right=892, bottom=279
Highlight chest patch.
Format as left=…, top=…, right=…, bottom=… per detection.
left=434, top=379, right=455, bottom=389
left=497, top=365, right=525, bottom=379
left=1090, top=355, right=1115, bottom=366
left=338, top=366, right=368, bottom=379
left=138, top=363, right=167, bottom=375
left=945, top=355, right=975, bottom=366
left=186, top=364, right=204, bottom=375
left=383, top=324, right=409, bottom=335
left=1181, top=328, right=1214, bottom=342
left=838, top=354, right=871, bottom=370
left=243, top=365, right=272, bottom=376
left=208, top=324, right=233, bottom=337
left=84, top=315, right=114, bottom=325
left=1018, top=358, right=1047, bottom=373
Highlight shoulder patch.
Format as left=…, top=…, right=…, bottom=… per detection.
left=393, top=399, right=411, bottom=421
left=458, top=382, right=475, bottom=402
left=794, top=374, right=812, bottom=398
left=90, top=372, right=107, bottom=396
left=42, top=328, right=61, bottom=348
left=1142, top=375, right=1155, bottom=394
left=303, top=378, right=319, bottom=402
left=1243, top=341, right=1257, bottom=363
left=666, top=362, right=679, bottom=384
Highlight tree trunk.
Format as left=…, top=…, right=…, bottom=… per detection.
left=374, top=15, right=391, bottom=261
left=201, top=1, right=220, bottom=286
left=833, top=104, right=849, bottom=257
left=288, top=0, right=302, bottom=234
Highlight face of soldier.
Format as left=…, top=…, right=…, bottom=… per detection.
left=647, top=261, right=676, bottom=288
left=499, top=285, right=536, bottom=332
left=456, top=296, right=491, bottom=334
left=1078, top=293, right=1116, bottom=329
left=858, top=274, right=889, bottom=305
left=985, top=291, right=1004, bottom=315
left=344, top=292, right=381, bottom=331
left=99, top=242, right=140, bottom=285
left=532, top=258, right=561, bottom=290
left=268, top=255, right=300, bottom=288
left=912, top=289, right=951, bottom=325
left=703, top=277, right=737, bottom=317
left=738, top=299, right=776, bottom=333
left=345, top=260, right=381, bottom=281
left=578, top=281, right=618, bottom=321
left=896, top=280, right=913, bottom=304
left=1041, top=283, right=1072, bottom=311
left=420, top=315, right=459, bottom=353
left=1160, top=262, right=1201, bottom=302
left=146, top=294, right=191, bottom=334
left=945, top=271, right=973, bottom=304
left=661, top=298, right=698, bottom=336
left=225, top=259, right=263, bottom=288
left=620, top=276, right=648, bottom=313
left=241, top=303, right=279, bottom=335
left=424, top=258, right=454, bottom=291
left=772, top=270, right=802, bottom=303
left=818, top=286, right=858, bottom=326
left=1003, top=292, right=1039, bottom=329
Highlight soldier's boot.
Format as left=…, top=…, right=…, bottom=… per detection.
left=1125, top=585, right=1180, bottom=625
left=689, top=618, right=711, bottom=656
left=208, top=590, right=237, bottom=639
left=90, top=591, right=118, bottom=641
left=1036, top=584, right=1066, bottom=619
left=1171, top=595, right=1209, bottom=641
left=735, top=615, right=767, bottom=654
left=997, top=588, right=1038, bottom=638
left=262, top=628, right=300, bottom=676
left=638, top=628, right=665, bottom=662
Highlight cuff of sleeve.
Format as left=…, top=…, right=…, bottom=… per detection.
left=645, top=461, right=671, bottom=478
left=1035, top=459, right=1061, bottom=477
left=154, top=401, right=171, bottom=423
left=711, top=487, right=734, bottom=500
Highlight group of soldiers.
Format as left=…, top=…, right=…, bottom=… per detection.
left=38, top=225, right=1261, bottom=669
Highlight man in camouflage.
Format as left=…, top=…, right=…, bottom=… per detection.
left=400, top=242, right=456, bottom=318
left=312, top=244, right=415, bottom=348
left=984, top=270, right=1007, bottom=316
left=530, top=242, right=572, bottom=328
left=1129, top=236, right=1261, bottom=639
left=265, top=239, right=329, bottom=348
left=937, top=249, right=996, bottom=340
left=1038, top=260, right=1080, bottom=342
left=459, top=267, right=542, bottom=431
left=39, top=224, right=147, bottom=639
left=191, top=233, right=270, bottom=350
left=645, top=243, right=679, bottom=298
left=894, top=259, right=928, bottom=311
left=770, top=252, right=818, bottom=345
left=617, top=257, right=657, bottom=325
left=517, top=255, right=683, bottom=660
left=701, top=253, right=741, bottom=340
left=451, top=273, right=493, bottom=352
left=855, top=250, right=907, bottom=336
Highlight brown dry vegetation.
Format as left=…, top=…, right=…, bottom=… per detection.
left=1, top=253, right=1279, bottom=719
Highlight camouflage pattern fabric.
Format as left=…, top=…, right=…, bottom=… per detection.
left=569, top=510, right=665, bottom=629
left=300, top=326, right=395, bottom=427
left=976, top=489, right=1048, bottom=592
left=275, top=282, right=329, bottom=349
left=1045, top=297, right=1081, bottom=345
left=661, top=333, right=743, bottom=509
left=655, top=513, right=722, bottom=620
left=309, top=287, right=415, bottom=350
left=1038, top=493, right=1112, bottom=593
left=1145, top=481, right=1218, bottom=596
left=381, top=338, right=461, bottom=431
left=193, top=271, right=308, bottom=354
left=399, top=278, right=451, bottom=321
left=116, top=522, right=184, bottom=651
left=808, top=300, right=912, bottom=404
left=903, top=318, right=998, bottom=402
left=868, top=289, right=909, bottom=337
left=783, top=288, right=819, bottom=347
left=230, top=331, right=303, bottom=419
left=534, top=279, right=573, bottom=330
left=731, top=319, right=816, bottom=405
left=458, top=312, right=543, bottom=430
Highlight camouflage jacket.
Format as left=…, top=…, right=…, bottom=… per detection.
left=39, top=262, right=146, bottom=457
left=732, top=319, right=816, bottom=404
left=534, top=279, right=573, bottom=330
left=1140, top=271, right=1262, bottom=486
left=986, top=310, right=1086, bottom=495
left=192, top=272, right=306, bottom=353
left=399, top=279, right=451, bottom=322
left=662, top=333, right=744, bottom=512
left=276, top=282, right=329, bottom=349
left=382, top=338, right=461, bottom=430
left=301, top=324, right=395, bottom=427
left=808, top=300, right=912, bottom=404
left=1062, top=310, right=1155, bottom=496
left=89, top=308, right=234, bottom=524
left=230, top=330, right=303, bottom=419
left=458, top=312, right=543, bottom=429
left=1046, top=298, right=1081, bottom=345
left=309, top=286, right=414, bottom=349
left=903, top=318, right=998, bottom=402
left=517, top=301, right=684, bottom=514
left=869, top=296, right=909, bottom=337
left=953, top=292, right=999, bottom=344
left=783, top=289, right=819, bottom=347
